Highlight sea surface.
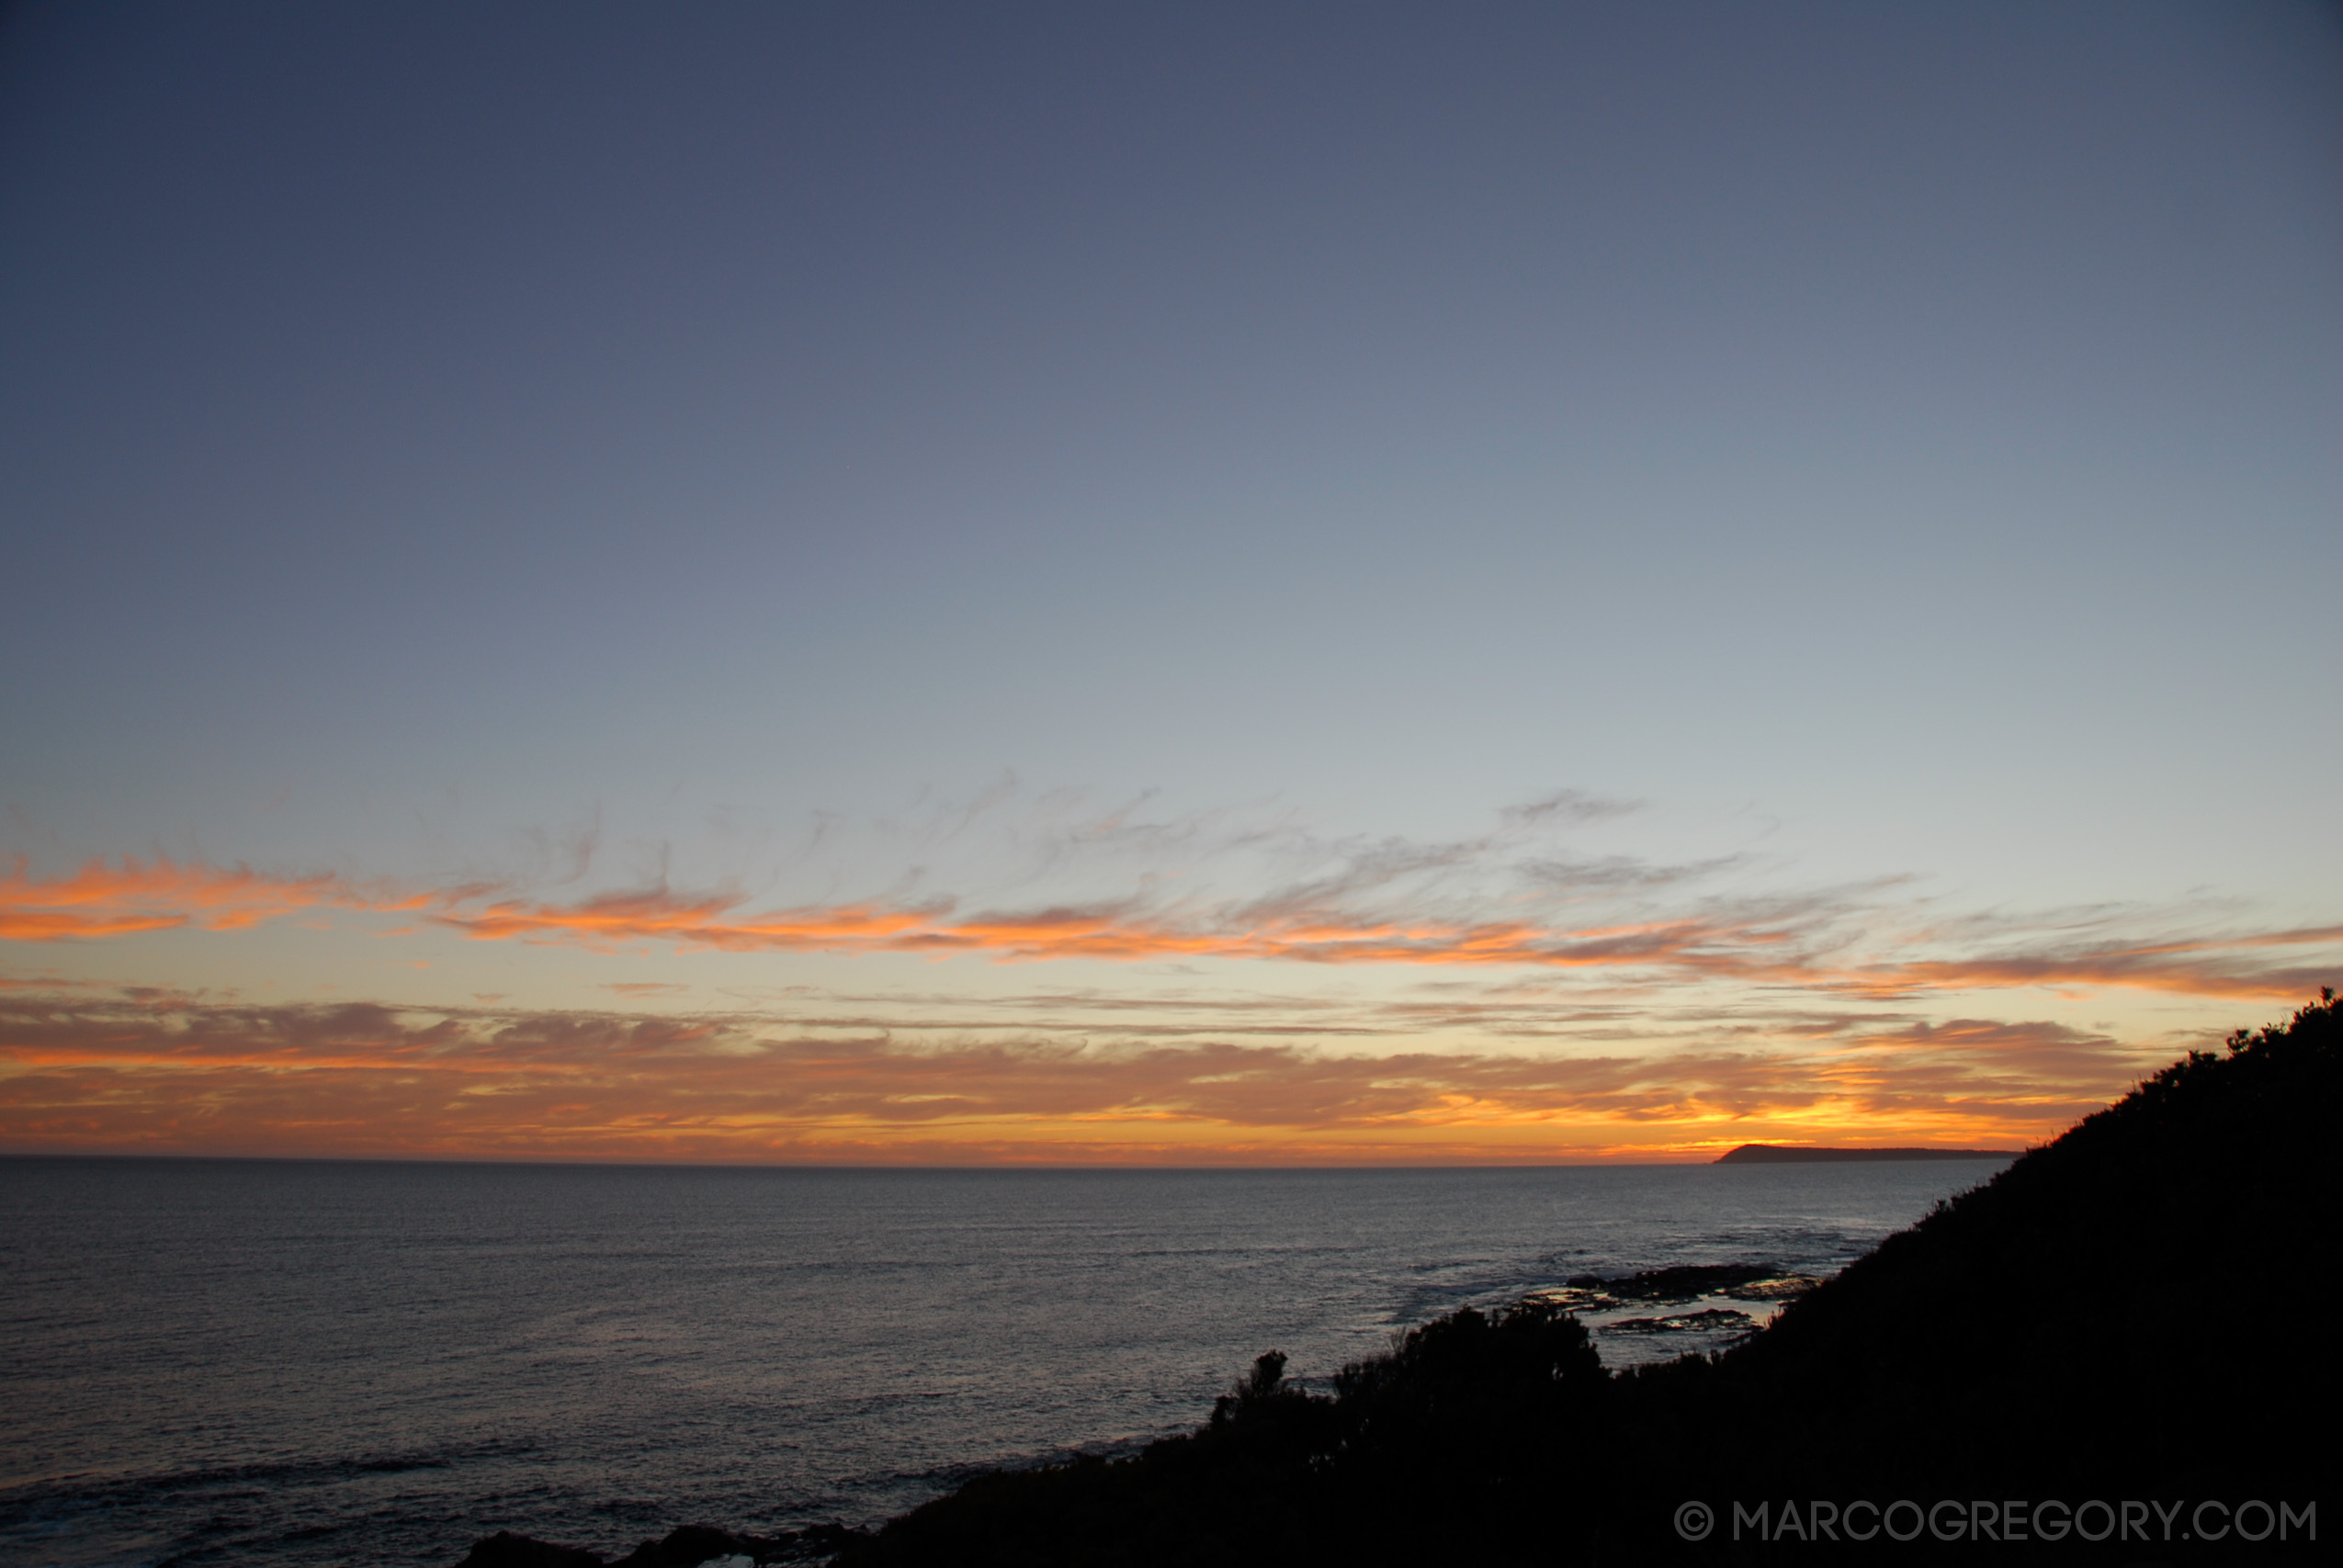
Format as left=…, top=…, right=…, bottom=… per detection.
left=0, top=1156, right=2008, bottom=1567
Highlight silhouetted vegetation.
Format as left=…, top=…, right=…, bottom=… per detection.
left=845, top=1296, right=1620, bottom=1567
left=830, top=992, right=2337, bottom=1564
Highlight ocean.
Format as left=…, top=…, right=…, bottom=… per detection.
left=0, top=1156, right=2008, bottom=1567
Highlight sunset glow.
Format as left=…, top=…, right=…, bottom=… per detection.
left=0, top=991, right=2136, bottom=1163
left=3, top=829, right=2333, bottom=1158
left=3, top=1, right=2335, bottom=1167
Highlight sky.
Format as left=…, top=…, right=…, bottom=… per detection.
left=2, top=0, right=2338, bottom=1162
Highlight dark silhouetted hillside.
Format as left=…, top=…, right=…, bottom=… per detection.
left=1613, top=987, right=2337, bottom=1555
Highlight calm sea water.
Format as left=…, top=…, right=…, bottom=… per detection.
left=0, top=1156, right=2006, bottom=1567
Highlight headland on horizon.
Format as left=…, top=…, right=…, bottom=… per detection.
left=1713, top=1144, right=2018, bottom=1164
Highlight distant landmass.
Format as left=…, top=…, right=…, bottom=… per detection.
left=1714, top=1143, right=2017, bottom=1164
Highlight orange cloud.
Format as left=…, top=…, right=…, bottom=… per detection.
left=0, top=856, right=411, bottom=940
left=428, top=885, right=2339, bottom=1004
left=0, top=990, right=2184, bottom=1163
left=439, top=890, right=951, bottom=950
left=0, top=853, right=1824, bottom=977
left=424, top=883, right=1826, bottom=977
left=5, top=854, right=2334, bottom=1008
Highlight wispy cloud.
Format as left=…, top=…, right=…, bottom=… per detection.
left=0, top=990, right=2173, bottom=1161
left=4, top=796, right=2336, bottom=1009
left=1853, top=926, right=2343, bottom=1001
left=421, top=886, right=2339, bottom=1003
left=424, top=884, right=1833, bottom=980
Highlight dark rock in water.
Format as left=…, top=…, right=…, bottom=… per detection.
left=1715, top=1143, right=2015, bottom=1163
left=1568, top=1261, right=1780, bottom=1302
left=459, top=1522, right=868, bottom=1568
left=1539, top=1268, right=1817, bottom=1316
left=458, top=1532, right=605, bottom=1568
left=1601, top=1306, right=1755, bottom=1335
left=1718, top=1273, right=1817, bottom=1302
